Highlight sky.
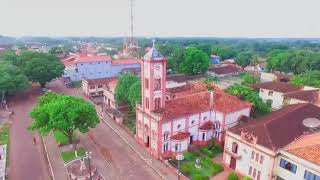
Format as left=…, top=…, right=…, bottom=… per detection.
left=1, top=0, right=320, bottom=38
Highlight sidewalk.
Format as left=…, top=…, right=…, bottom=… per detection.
left=43, top=134, right=69, bottom=180
left=97, top=108, right=177, bottom=180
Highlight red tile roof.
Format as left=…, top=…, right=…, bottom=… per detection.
left=171, top=132, right=190, bottom=140
left=283, top=89, right=320, bottom=103
left=252, top=82, right=302, bottom=93
left=208, top=65, right=240, bottom=75
left=83, top=77, right=117, bottom=86
left=199, top=121, right=214, bottom=130
left=77, top=56, right=112, bottom=63
left=157, top=91, right=251, bottom=121
left=230, top=103, right=320, bottom=150
left=111, top=59, right=141, bottom=65
left=166, top=84, right=208, bottom=98
left=284, top=132, right=320, bottom=166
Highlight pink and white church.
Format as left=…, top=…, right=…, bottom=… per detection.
left=135, top=44, right=252, bottom=159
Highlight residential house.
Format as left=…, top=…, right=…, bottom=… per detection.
left=223, top=103, right=320, bottom=180
left=283, top=89, right=320, bottom=107
left=135, top=44, right=252, bottom=159
left=82, top=77, right=116, bottom=97
left=210, top=55, right=221, bottom=64
left=62, top=55, right=141, bottom=81
left=260, top=72, right=291, bottom=83
left=207, top=65, right=241, bottom=77
left=252, top=82, right=303, bottom=110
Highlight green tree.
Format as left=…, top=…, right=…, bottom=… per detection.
left=29, top=92, right=99, bottom=150
left=235, top=51, right=253, bottom=68
left=49, top=46, right=64, bottom=55
left=0, top=50, right=19, bottom=65
left=290, top=70, right=320, bottom=87
left=241, top=73, right=259, bottom=86
left=225, top=84, right=271, bottom=117
left=0, top=61, right=29, bottom=96
left=167, top=47, right=185, bottom=73
left=228, top=172, right=238, bottom=180
left=204, top=76, right=220, bottom=91
left=115, top=73, right=139, bottom=103
left=21, top=53, right=64, bottom=87
left=128, top=81, right=142, bottom=110
left=211, top=45, right=237, bottom=60
left=179, top=47, right=209, bottom=75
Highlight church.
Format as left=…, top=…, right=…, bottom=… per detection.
left=135, top=43, right=252, bottom=159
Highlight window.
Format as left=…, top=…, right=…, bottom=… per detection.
left=75, top=68, right=78, bottom=73
left=145, top=78, right=149, bottom=89
left=174, top=144, right=179, bottom=151
left=253, top=169, right=256, bottom=178
left=154, top=98, right=161, bottom=110
left=203, top=116, right=207, bottom=121
left=163, top=132, right=169, bottom=141
left=260, top=155, right=264, bottom=164
left=163, top=143, right=169, bottom=152
left=177, top=124, right=181, bottom=129
left=251, top=151, right=255, bottom=159
left=98, top=91, right=103, bottom=95
left=232, top=142, right=238, bottom=153
left=257, top=171, right=261, bottom=180
left=191, top=120, right=195, bottom=125
left=304, top=170, right=320, bottom=180
left=90, top=92, right=96, bottom=96
left=90, top=86, right=95, bottom=89
left=145, top=98, right=149, bottom=109
left=152, top=130, right=156, bottom=139
left=249, top=166, right=252, bottom=175
left=155, top=78, right=161, bottom=90
left=268, top=90, right=274, bottom=96
left=279, top=158, right=297, bottom=174
left=202, top=133, right=206, bottom=141
left=97, top=85, right=103, bottom=88
left=255, top=153, right=259, bottom=161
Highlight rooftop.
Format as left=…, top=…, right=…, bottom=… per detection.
left=77, top=55, right=112, bottom=63
left=83, top=77, right=117, bottom=86
left=230, top=103, right=320, bottom=150
left=283, top=89, right=320, bottom=103
left=111, top=59, right=141, bottom=65
left=252, top=82, right=302, bottom=93
left=157, top=91, right=251, bottom=121
left=284, top=132, right=320, bottom=166
left=208, top=65, right=240, bottom=75
left=171, top=132, right=190, bottom=140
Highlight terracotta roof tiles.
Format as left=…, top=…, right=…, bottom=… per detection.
left=284, top=89, right=320, bottom=103
left=252, top=82, right=303, bottom=93
left=171, top=132, right=190, bottom=140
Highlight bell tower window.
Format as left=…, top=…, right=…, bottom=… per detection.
left=154, top=78, right=161, bottom=91
left=145, top=98, right=149, bottom=109
left=154, top=97, right=161, bottom=110
left=145, top=78, right=149, bottom=90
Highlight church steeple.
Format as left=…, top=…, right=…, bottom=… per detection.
left=141, top=41, right=167, bottom=112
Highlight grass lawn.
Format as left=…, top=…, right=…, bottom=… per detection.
left=0, top=125, right=10, bottom=166
left=61, top=147, right=86, bottom=163
left=180, top=151, right=224, bottom=180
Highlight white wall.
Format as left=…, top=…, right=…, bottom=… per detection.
left=225, top=108, right=251, bottom=129
left=259, top=88, right=284, bottom=109
left=224, top=133, right=275, bottom=180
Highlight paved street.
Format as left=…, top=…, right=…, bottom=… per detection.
left=8, top=86, right=51, bottom=180
left=49, top=80, right=171, bottom=180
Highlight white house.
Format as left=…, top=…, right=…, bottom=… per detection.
left=223, top=103, right=320, bottom=180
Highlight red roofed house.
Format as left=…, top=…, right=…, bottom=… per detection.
left=135, top=44, right=252, bottom=159
left=223, top=103, right=320, bottom=180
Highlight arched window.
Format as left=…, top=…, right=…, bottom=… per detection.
left=151, top=130, right=156, bottom=139
left=163, top=132, right=170, bottom=141
left=232, top=142, right=238, bottom=153
left=203, top=116, right=208, bottom=121
left=177, top=124, right=181, bottom=129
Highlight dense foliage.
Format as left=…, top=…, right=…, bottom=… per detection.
left=235, top=51, right=255, bottom=68
left=228, top=172, right=239, bottom=180
left=225, top=84, right=272, bottom=117
left=29, top=92, right=99, bottom=149
left=114, top=73, right=139, bottom=105
left=290, top=70, right=320, bottom=87
left=0, top=61, right=29, bottom=96
left=128, top=80, right=142, bottom=109
left=241, top=73, right=259, bottom=86
left=178, top=47, right=209, bottom=75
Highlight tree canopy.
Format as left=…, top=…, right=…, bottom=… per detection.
left=225, top=84, right=271, bottom=117
left=128, top=81, right=142, bottom=110
left=290, top=70, right=320, bottom=87
left=20, top=52, right=65, bottom=87
left=29, top=92, right=99, bottom=149
left=49, top=46, right=64, bottom=55
left=235, top=51, right=254, bottom=68
left=241, top=73, right=259, bottom=86
left=115, top=73, right=139, bottom=103
left=0, top=61, right=29, bottom=96
left=179, top=47, right=209, bottom=75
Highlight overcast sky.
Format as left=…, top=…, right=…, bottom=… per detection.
left=1, top=0, right=320, bottom=38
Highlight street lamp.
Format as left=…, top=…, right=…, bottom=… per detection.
left=86, top=151, right=92, bottom=180
left=176, top=144, right=184, bottom=180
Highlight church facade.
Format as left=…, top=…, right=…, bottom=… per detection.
left=135, top=44, right=252, bottom=159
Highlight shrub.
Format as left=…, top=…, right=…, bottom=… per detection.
left=181, top=163, right=191, bottom=176
left=193, top=174, right=209, bottom=180
left=242, top=177, right=253, bottom=180
left=228, top=172, right=238, bottom=180
left=183, top=152, right=195, bottom=160
left=212, top=163, right=224, bottom=174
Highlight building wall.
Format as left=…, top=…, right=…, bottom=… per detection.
left=260, top=72, right=277, bottom=83
left=259, top=88, right=284, bottom=109
left=225, top=108, right=251, bottom=129
left=64, top=65, right=79, bottom=81
left=275, top=152, right=320, bottom=180
left=166, top=81, right=187, bottom=89
left=223, top=133, right=275, bottom=180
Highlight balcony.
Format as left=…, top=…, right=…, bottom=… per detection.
left=225, top=148, right=242, bottom=159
